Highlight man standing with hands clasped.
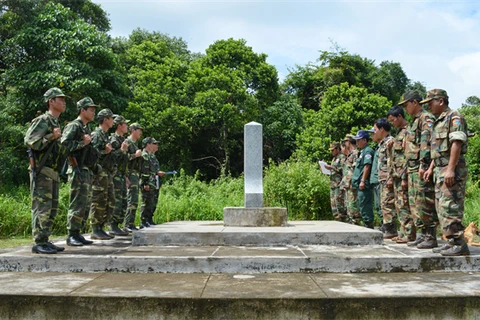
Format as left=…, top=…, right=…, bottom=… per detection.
left=423, top=89, right=470, bottom=256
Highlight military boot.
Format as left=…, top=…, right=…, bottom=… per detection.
left=407, top=229, right=426, bottom=247
left=383, top=223, right=398, bottom=239
left=67, top=231, right=84, bottom=247
left=99, top=225, right=114, bottom=239
left=46, top=241, right=65, bottom=252
left=433, top=238, right=455, bottom=253
left=148, top=220, right=157, bottom=226
left=441, top=237, right=470, bottom=256
left=109, top=224, right=129, bottom=236
left=364, top=221, right=374, bottom=229
left=32, top=243, right=57, bottom=254
left=91, top=225, right=111, bottom=240
left=78, top=234, right=93, bottom=245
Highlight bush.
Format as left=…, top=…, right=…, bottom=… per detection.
left=264, top=159, right=332, bottom=220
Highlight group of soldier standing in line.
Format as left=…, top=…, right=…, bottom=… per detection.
left=24, top=87, right=165, bottom=254
left=327, top=89, right=471, bottom=256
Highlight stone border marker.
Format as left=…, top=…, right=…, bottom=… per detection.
left=224, top=122, right=287, bottom=227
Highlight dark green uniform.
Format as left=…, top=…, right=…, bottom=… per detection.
left=125, top=137, right=141, bottom=226
left=110, top=132, right=129, bottom=226
left=352, top=145, right=375, bottom=224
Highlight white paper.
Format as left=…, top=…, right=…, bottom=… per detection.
left=318, top=160, right=331, bottom=175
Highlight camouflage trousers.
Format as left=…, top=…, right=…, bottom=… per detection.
left=434, top=161, right=467, bottom=239
left=30, top=169, right=59, bottom=244
left=140, top=187, right=156, bottom=223
left=153, top=187, right=160, bottom=220
left=111, top=173, right=127, bottom=225
left=125, top=172, right=139, bottom=226
left=407, top=170, right=437, bottom=229
left=330, top=187, right=348, bottom=222
left=67, top=168, right=93, bottom=232
left=393, top=178, right=415, bottom=238
left=89, top=169, right=115, bottom=227
left=372, top=183, right=381, bottom=218
left=380, top=181, right=396, bottom=225
left=357, top=187, right=374, bottom=224
left=345, top=188, right=362, bottom=225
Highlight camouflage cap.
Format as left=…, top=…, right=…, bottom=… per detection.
left=329, top=142, right=340, bottom=151
left=129, top=122, right=144, bottom=131
left=113, top=115, right=130, bottom=125
left=342, top=134, right=355, bottom=142
left=97, top=108, right=114, bottom=121
left=77, top=97, right=99, bottom=110
left=419, top=89, right=449, bottom=104
left=142, top=137, right=159, bottom=147
left=398, top=91, right=423, bottom=105
left=43, top=87, right=68, bottom=103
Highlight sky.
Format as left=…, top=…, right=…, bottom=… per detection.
left=93, top=0, right=480, bottom=109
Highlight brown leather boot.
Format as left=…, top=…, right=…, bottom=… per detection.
left=441, top=237, right=470, bottom=256
left=383, top=223, right=398, bottom=239
left=407, top=228, right=426, bottom=247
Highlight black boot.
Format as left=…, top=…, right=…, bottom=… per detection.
left=99, top=225, right=114, bottom=239
left=364, top=221, right=374, bottom=229
left=32, top=243, right=57, bottom=254
left=109, top=224, right=129, bottom=236
left=124, top=224, right=138, bottom=233
left=441, top=237, right=470, bottom=256
left=148, top=220, right=157, bottom=226
left=91, top=225, right=111, bottom=240
left=417, top=227, right=438, bottom=249
left=67, top=231, right=84, bottom=247
left=383, top=223, right=398, bottom=239
left=407, top=228, right=426, bottom=247
left=433, top=238, right=455, bottom=253
left=46, top=241, right=65, bottom=252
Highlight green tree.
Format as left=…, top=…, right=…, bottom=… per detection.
left=460, top=96, right=480, bottom=182
left=295, top=82, right=390, bottom=161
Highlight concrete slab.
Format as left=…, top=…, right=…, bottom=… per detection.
left=132, top=220, right=384, bottom=246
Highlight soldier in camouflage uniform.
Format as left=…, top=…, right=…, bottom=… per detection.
left=341, top=135, right=362, bottom=225
left=150, top=141, right=163, bottom=225
left=124, top=123, right=144, bottom=232
left=370, top=118, right=397, bottom=238
left=325, top=142, right=348, bottom=222
left=108, top=115, right=130, bottom=236
left=398, top=91, right=438, bottom=249
left=422, top=89, right=470, bottom=256
left=25, top=88, right=68, bottom=254
left=387, top=106, right=415, bottom=243
left=88, top=108, right=115, bottom=240
left=61, top=97, right=100, bottom=246
left=139, top=138, right=165, bottom=228
left=352, top=130, right=375, bottom=228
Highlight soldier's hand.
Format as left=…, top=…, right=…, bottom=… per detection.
left=135, top=149, right=142, bottom=157
left=359, top=181, right=365, bottom=190
left=443, top=168, right=455, bottom=187
left=126, top=177, right=131, bottom=188
left=401, top=179, right=408, bottom=190
left=121, top=141, right=129, bottom=152
left=423, top=168, right=433, bottom=183
left=83, top=134, right=91, bottom=145
left=105, top=143, right=112, bottom=154
left=144, top=185, right=150, bottom=191
left=419, top=168, right=426, bottom=181
left=387, top=139, right=394, bottom=149
left=158, top=171, right=166, bottom=177
left=52, top=128, right=62, bottom=140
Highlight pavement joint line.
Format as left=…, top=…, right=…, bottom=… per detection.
left=66, top=272, right=105, bottom=296
left=200, top=273, right=211, bottom=298
left=307, top=273, right=329, bottom=298
left=383, top=244, right=410, bottom=256
left=293, top=245, right=309, bottom=258
left=210, top=246, right=221, bottom=257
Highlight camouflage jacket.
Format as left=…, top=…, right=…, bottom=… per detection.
left=125, top=137, right=141, bottom=173
left=151, top=152, right=163, bottom=189
left=330, top=153, right=345, bottom=189
left=431, top=108, right=468, bottom=167
left=24, top=112, right=66, bottom=172
left=404, top=110, right=434, bottom=171
left=91, top=127, right=115, bottom=172
left=110, top=133, right=129, bottom=175
left=377, top=135, right=393, bottom=182
left=140, top=150, right=156, bottom=188
left=340, top=148, right=358, bottom=189
left=61, top=117, right=99, bottom=170
left=390, top=125, right=408, bottom=180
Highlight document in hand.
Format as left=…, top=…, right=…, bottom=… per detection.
left=318, top=160, right=331, bottom=175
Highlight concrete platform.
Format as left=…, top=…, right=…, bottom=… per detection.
left=1, top=235, right=480, bottom=274
left=0, top=271, right=479, bottom=319
left=132, top=221, right=384, bottom=246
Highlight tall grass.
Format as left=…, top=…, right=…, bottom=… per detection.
left=2, top=161, right=480, bottom=238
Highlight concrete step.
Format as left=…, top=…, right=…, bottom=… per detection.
left=0, top=271, right=479, bottom=319
left=132, top=221, right=384, bottom=246
left=1, top=238, right=479, bottom=274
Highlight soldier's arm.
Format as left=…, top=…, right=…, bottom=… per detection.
left=419, top=116, right=434, bottom=169
left=24, top=117, right=54, bottom=151
left=140, top=152, right=150, bottom=186
left=60, top=123, right=86, bottom=152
